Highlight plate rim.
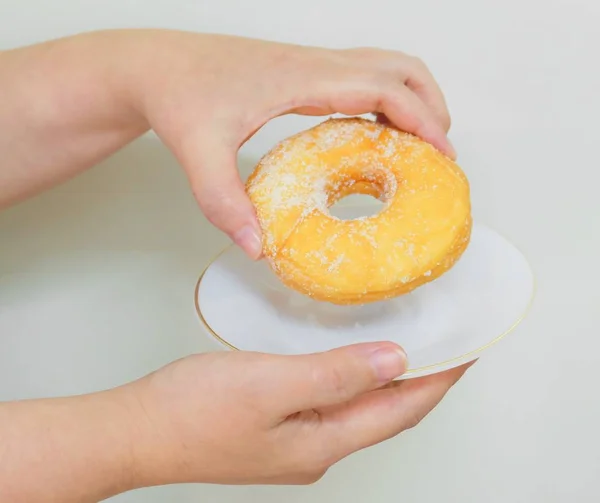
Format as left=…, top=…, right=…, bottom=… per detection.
left=194, top=221, right=536, bottom=376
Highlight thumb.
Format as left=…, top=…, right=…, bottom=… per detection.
left=273, top=342, right=408, bottom=415
left=180, top=138, right=263, bottom=259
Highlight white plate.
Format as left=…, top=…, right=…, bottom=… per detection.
left=194, top=207, right=535, bottom=379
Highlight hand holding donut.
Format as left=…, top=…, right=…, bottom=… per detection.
left=1, top=29, right=454, bottom=260
left=136, top=31, right=455, bottom=259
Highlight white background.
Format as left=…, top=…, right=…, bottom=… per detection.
left=1, top=0, right=599, bottom=502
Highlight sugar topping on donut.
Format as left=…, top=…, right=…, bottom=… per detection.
left=246, top=117, right=471, bottom=305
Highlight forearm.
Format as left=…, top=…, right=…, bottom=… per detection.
left=0, top=30, right=150, bottom=207
left=0, top=389, right=140, bottom=502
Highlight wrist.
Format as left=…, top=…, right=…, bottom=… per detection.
left=118, top=374, right=188, bottom=489
left=65, top=388, right=146, bottom=500
left=0, top=29, right=153, bottom=206
left=82, top=387, right=144, bottom=497
left=64, top=29, right=151, bottom=133
left=0, top=390, right=141, bottom=502
left=110, top=29, right=216, bottom=132
left=2, top=31, right=149, bottom=134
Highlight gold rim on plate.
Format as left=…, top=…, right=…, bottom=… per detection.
left=193, top=227, right=536, bottom=376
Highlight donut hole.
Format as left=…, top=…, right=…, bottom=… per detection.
left=326, top=173, right=390, bottom=220
left=328, top=193, right=385, bottom=220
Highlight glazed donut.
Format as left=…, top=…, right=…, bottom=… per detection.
left=246, top=117, right=472, bottom=305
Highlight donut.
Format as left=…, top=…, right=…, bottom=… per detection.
left=246, top=117, right=472, bottom=305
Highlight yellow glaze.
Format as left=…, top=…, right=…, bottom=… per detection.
left=246, top=117, right=472, bottom=305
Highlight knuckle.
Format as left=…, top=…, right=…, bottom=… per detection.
left=408, top=55, right=429, bottom=72
left=197, top=193, right=226, bottom=221
left=441, top=112, right=452, bottom=131
left=290, top=452, right=318, bottom=476
left=196, top=186, right=241, bottom=226
left=343, top=47, right=400, bottom=73
left=314, top=442, right=340, bottom=470
left=300, top=469, right=328, bottom=485
left=293, top=436, right=340, bottom=474
left=364, top=80, right=400, bottom=115
left=345, top=46, right=382, bottom=59
left=378, top=80, right=402, bottom=100
left=369, top=78, right=399, bottom=106
left=403, top=410, right=427, bottom=431
left=312, top=363, right=351, bottom=402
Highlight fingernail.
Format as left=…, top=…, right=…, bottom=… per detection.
left=368, top=346, right=408, bottom=382
left=234, top=225, right=262, bottom=260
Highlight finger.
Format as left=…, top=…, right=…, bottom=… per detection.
left=317, top=361, right=474, bottom=460
left=289, top=86, right=455, bottom=161
left=256, top=83, right=454, bottom=158
left=269, top=342, right=408, bottom=416
left=336, top=48, right=451, bottom=137
left=177, top=136, right=263, bottom=260
left=378, top=85, right=456, bottom=159
left=403, top=58, right=451, bottom=132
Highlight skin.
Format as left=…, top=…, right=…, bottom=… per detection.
left=0, top=29, right=471, bottom=502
